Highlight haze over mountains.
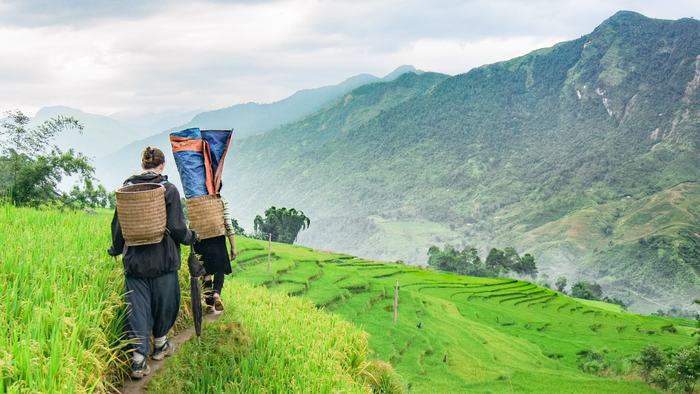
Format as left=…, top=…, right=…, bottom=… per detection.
left=44, top=11, right=699, bottom=312
left=30, top=106, right=142, bottom=159
left=223, top=11, right=700, bottom=312
left=91, top=65, right=421, bottom=188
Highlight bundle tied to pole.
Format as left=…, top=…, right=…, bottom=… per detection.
left=170, top=127, right=233, bottom=240
left=115, top=183, right=167, bottom=246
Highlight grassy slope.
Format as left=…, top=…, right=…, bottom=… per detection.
left=307, top=181, right=700, bottom=312
left=233, top=237, right=696, bottom=393
left=1, top=206, right=695, bottom=393
left=512, top=181, right=700, bottom=311
left=0, top=207, right=381, bottom=393
left=0, top=206, right=127, bottom=393
left=149, top=282, right=374, bottom=393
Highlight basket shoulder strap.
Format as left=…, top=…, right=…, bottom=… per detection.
left=158, top=177, right=172, bottom=238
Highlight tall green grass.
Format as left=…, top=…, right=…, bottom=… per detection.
left=150, top=281, right=402, bottom=393
left=0, top=206, right=397, bottom=393
left=0, top=206, right=125, bottom=392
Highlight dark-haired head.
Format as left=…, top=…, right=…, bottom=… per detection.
left=141, top=147, right=165, bottom=172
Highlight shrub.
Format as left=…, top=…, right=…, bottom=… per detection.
left=636, top=344, right=700, bottom=392
left=576, top=350, right=609, bottom=374
left=571, top=281, right=603, bottom=300
left=663, top=347, right=700, bottom=393
left=361, top=360, right=404, bottom=394
left=636, top=345, right=666, bottom=381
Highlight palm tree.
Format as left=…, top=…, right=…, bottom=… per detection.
left=253, top=206, right=311, bottom=244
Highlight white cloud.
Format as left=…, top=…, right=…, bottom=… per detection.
left=0, top=0, right=698, bottom=116
left=388, top=36, right=566, bottom=75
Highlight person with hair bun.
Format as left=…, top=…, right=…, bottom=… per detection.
left=108, top=146, right=197, bottom=379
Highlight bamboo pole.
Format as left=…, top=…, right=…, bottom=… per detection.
left=393, top=279, right=399, bottom=324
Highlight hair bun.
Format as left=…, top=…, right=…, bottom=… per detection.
left=141, top=146, right=165, bottom=170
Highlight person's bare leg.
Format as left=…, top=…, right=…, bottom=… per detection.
left=213, top=272, right=225, bottom=313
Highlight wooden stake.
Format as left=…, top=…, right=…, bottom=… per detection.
left=267, top=233, right=272, bottom=273
left=393, top=279, right=399, bottom=324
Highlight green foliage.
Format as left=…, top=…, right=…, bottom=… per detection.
left=636, top=345, right=700, bottom=393
left=602, top=296, right=627, bottom=310
left=662, top=346, right=700, bottom=393
left=0, top=109, right=108, bottom=208
left=150, top=282, right=393, bottom=393
left=3, top=206, right=697, bottom=393
left=1, top=206, right=400, bottom=393
left=360, top=361, right=404, bottom=394
left=426, top=245, right=486, bottom=276
left=555, top=276, right=568, bottom=293
left=576, top=349, right=610, bottom=374
left=571, top=281, right=604, bottom=301
left=0, top=149, right=94, bottom=206
left=63, top=175, right=112, bottom=209
left=224, top=13, right=700, bottom=310
left=0, top=109, right=82, bottom=157
left=253, top=206, right=310, bottom=244
left=0, top=206, right=127, bottom=392
left=485, top=248, right=509, bottom=274
left=428, top=245, right=537, bottom=279
left=230, top=217, right=246, bottom=235
left=637, top=345, right=666, bottom=381
left=516, top=253, right=538, bottom=278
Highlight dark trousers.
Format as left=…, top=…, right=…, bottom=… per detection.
left=125, top=271, right=180, bottom=357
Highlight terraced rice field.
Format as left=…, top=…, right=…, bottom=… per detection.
left=2, top=206, right=695, bottom=393
left=233, top=237, right=696, bottom=393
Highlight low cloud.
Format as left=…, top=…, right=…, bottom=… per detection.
left=0, top=0, right=698, bottom=116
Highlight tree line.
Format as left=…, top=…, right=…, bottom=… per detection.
left=427, top=245, right=628, bottom=309
left=551, top=278, right=626, bottom=309
left=426, top=245, right=537, bottom=278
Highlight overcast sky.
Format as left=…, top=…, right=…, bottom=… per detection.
left=1, top=0, right=699, bottom=117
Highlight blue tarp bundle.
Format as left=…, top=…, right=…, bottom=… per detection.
left=170, top=128, right=233, bottom=199
left=200, top=130, right=232, bottom=189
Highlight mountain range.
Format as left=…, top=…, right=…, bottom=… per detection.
left=31, top=106, right=141, bottom=159
left=221, top=11, right=700, bottom=312
left=44, top=11, right=699, bottom=312
left=92, top=65, right=421, bottom=188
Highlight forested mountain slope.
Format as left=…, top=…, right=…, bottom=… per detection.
left=224, top=11, right=700, bottom=312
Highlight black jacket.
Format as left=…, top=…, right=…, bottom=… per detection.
left=109, top=173, right=196, bottom=277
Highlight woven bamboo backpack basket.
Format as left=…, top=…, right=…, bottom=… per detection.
left=115, top=183, right=167, bottom=246
left=186, top=195, right=225, bottom=240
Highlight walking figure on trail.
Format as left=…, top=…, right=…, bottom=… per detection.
left=193, top=193, right=237, bottom=315
left=168, top=127, right=237, bottom=315
left=108, top=147, right=197, bottom=379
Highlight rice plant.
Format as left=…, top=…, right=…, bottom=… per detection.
left=149, top=281, right=394, bottom=393
left=0, top=206, right=127, bottom=392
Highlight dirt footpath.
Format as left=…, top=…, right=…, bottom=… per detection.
left=119, top=314, right=221, bottom=394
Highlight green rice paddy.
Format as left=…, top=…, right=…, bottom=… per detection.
left=231, top=237, right=696, bottom=393
left=0, top=206, right=695, bottom=393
